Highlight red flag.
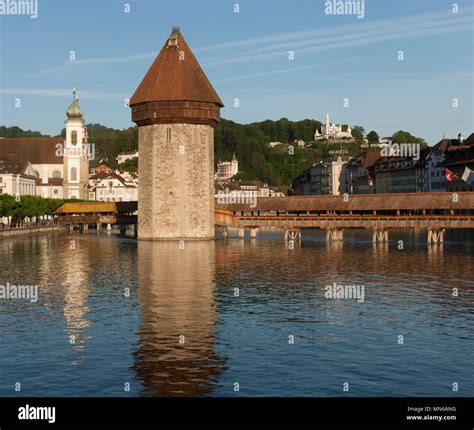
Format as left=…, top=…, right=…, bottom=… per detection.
left=444, top=168, right=456, bottom=182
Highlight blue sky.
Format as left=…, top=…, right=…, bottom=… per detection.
left=0, top=0, right=472, bottom=144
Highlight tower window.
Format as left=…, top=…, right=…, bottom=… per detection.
left=166, top=127, right=171, bottom=143
left=193, top=127, right=198, bottom=143
left=70, top=167, right=77, bottom=181
left=52, top=170, right=61, bottom=178
left=71, top=130, right=77, bottom=145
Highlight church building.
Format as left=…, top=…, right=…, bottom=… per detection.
left=0, top=90, right=90, bottom=199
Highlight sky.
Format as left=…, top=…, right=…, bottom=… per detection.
left=0, top=0, right=473, bottom=144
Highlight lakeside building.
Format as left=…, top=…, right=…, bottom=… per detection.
left=0, top=90, right=90, bottom=199
left=291, top=133, right=473, bottom=195
left=426, top=138, right=452, bottom=192
left=314, top=113, right=353, bottom=142
left=371, top=136, right=473, bottom=193
left=344, top=151, right=381, bottom=194
left=372, top=134, right=473, bottom=193
left=0, top=160, right=37, bottom=197
left=216, top=153, right=238, bottom=180
left=292, top=156, right=352, bottom=195
left=373, top=151, right=429, bottom=193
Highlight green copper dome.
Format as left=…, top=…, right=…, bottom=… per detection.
left=66, top=91, right=83, bottom=119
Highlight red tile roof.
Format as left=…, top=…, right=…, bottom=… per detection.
left=0, top=138, right=63, bottom=164
left=130, top=28, right=223, bottom=107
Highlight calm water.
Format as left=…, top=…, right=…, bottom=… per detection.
left=0, top=229, right=473, bottom=397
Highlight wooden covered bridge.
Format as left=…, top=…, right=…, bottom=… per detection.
left=214, top=192, right=474, bottom=244
left=55, top=192, right=474, bottom=244
left=55, top=201, right=138, bottom=235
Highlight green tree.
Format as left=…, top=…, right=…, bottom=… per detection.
left=366, top=130, right=380, bottom=144
left=351, top=126, right=365, bottom=142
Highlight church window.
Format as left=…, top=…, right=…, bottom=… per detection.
left=166, top=127, right=171, bottom=143
left=71, top=167, right=77, bottom=181
left=53, top=170, right=61, bottom=178
left=71, top=130, right=77, bottom=144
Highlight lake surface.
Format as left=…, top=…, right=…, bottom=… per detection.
left=0, top=229, right=473, bottom=397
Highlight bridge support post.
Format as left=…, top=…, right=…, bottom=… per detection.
left=250, top=227, right=258, bottom=239
left=238, top=228, right=245, bottom=239
left=120, top=225, right=126, bottom=235
left=96, top=223, right=101, bottom=234
left=372, top=229, right=388, bottom=243
left=427, top=228, right=445, bottom=244
left=326, top=228, right=343, bottom=242
left=222, top=227, right=228, bottom=238
left=69, top=224, right=73, bottom=233
left=107, top=223, right=112, bottom=232
left=83, top=223, right=88, bottom=233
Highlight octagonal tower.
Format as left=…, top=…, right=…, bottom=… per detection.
left=130, top=27, right=224, bottom=240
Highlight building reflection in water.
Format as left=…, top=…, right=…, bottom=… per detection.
left=59, top=238, right=92, bottom=359
left=134, top=240, right=224, bottom=396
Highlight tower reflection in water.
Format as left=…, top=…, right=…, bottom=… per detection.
left=134, top=240, right=224, bottom=396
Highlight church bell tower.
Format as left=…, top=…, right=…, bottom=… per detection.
left=63, top=89, right=89, bottom=200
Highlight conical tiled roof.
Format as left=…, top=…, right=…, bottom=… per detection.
left=130, top=27, right=223, bottom=107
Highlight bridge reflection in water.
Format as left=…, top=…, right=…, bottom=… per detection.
left=134, top=241, right=224, bottom=396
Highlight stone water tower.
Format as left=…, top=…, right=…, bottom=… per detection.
left=130, top=27, right=224, bottom=240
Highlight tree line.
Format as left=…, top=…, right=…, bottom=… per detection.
left=0, top=195, right=71, bottom=227
left=1, top=121, right=427, bottom=185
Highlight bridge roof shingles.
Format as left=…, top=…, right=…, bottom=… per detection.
left=56, top=192, right=474, bottom=215
left=218, top=193, right=474, bottom=211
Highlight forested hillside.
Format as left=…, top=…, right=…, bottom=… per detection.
left=0, top=120, right=427, bottom=185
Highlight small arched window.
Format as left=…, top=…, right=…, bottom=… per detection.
left=71, top=167, right=77, bottom=181
left=71, top=130, right=77, bottom=145
left=52, top=170, right=61, bottom=178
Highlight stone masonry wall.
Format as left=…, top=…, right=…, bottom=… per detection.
left=138, top=123, right=214, bottom=240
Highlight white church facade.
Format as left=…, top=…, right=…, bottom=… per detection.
left=0, top=90, right=90, bottom=199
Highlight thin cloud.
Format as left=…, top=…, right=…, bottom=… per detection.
left=214, top=57, right=363, bottom=83
left=204, top=13, right=473, bottom=66
left=197, top=6, right=472, bottom=52
left=24, top=6, right=473, bottom=78
left=27, top=52, right=155, bottom=79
